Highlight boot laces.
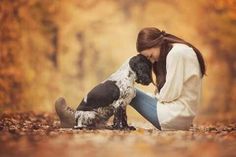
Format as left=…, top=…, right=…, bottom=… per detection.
left=66, top=106, right=75, bottom=114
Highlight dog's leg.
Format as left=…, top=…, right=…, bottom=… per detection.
left=121, top=107, right=136, bottom=130
left=112, top=106, right=135, bottom=130
left=112, top=106, right=123, bottom=129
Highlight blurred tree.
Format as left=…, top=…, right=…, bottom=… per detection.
left=0, top=0, right=61, bottom=111
left=0, top=0, right=23, bottom=110
left=198, top=0, right=236, bottom=112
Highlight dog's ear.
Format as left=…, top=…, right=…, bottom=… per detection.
left=129, top=54, right=152, bottom=71
left=129, top=55, right=138, bottom=72
left=138, top=54, right=152, bottom=69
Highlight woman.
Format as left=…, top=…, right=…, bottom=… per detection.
left=55, top=27, right=206, bottom=131
left=130, top=27, right=206, bottom=130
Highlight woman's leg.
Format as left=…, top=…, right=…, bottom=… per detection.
left=130, top=88, right=161, bottom=130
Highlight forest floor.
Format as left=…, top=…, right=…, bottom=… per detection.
left=0, top=112, right=235, bottom=157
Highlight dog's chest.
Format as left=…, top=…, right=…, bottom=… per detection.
left=107, top=64, right=137, bottom=105
left=107, top=74, right=136, bottom=109
left=116, top=78, right=136, bottom=102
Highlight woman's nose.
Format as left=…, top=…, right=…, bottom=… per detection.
left=148, top=57, right=155, bottom=63
left=150, top=59, right=155, bottom=63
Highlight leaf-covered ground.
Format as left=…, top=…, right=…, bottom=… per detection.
left=0, top=112, right=235, bottom=157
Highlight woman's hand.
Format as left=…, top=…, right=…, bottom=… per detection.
left=154, top=87, right=159, bottom=95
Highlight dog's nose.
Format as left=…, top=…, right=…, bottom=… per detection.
left=143, top=81, right=151, bottom=85
left=136, top=79, right=141, bottom=84
left=143, top=78, right=152, bottom=85
left=138, top=79, right=151, bottom=85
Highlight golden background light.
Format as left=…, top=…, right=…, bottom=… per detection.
left=0, top=0, right=236, bottom=121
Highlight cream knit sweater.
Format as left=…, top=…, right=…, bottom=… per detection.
left=155, top=43, right=202, bottom=130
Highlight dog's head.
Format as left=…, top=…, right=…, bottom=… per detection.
left=129, top=54, right=152, bottom=85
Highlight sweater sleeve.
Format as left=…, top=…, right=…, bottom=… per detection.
left=156, top=49, right=185, bottom=103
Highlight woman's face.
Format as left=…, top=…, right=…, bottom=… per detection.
left=140, top=47, right=161, bottom=63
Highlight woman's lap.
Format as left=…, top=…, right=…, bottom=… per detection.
left=130, top=88, right=161, bottom=130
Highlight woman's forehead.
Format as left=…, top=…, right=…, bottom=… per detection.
left=141, top=48, right=154, bottom=54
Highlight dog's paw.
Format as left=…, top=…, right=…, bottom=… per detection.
left=73, top=126, right=97, bottom=130
left=73, top=125, right=87, bottom=130
left=111, top=124, right=136, bottom=131
left=126, top=125, right=136, bottom=131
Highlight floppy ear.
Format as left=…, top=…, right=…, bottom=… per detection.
left=129, top=55, right=138, bottom=72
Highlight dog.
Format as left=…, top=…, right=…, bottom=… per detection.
left=74, top=54, right=152, bottom=130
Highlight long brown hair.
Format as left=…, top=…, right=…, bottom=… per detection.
left=136, top=27, right=206, bottom=91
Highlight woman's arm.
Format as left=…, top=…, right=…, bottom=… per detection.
left=156, top=49, right=185, bottom=103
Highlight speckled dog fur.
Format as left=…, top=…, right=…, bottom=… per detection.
left=74, top=54, right=152, bottom=129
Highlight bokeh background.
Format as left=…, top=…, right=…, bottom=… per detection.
left=0, top=0, right=236, bottom=121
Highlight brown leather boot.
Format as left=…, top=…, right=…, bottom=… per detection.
left=55, top=97, right=76, bottom=128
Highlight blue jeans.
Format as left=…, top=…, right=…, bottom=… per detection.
left=130, top=88, right=161, bottom=130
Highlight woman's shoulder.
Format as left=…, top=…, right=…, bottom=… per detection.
left=168, top=43, right=196, bottom=59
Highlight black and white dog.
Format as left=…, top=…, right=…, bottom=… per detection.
left=75, top=54, right=152, bottom=130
